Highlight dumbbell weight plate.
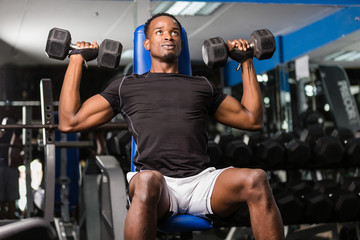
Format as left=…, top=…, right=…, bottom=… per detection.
left=250, top=29, right=276, bottom=60
left=45, top=28, right=72, bottom=60
left=201, top=37, right=228, bottom=69
left=97, top=39, right=122, bottom=70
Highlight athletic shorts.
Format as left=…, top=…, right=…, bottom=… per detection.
left=0, top=166, right=20, bottom=201
left=127, top=167, right=232, bottom=218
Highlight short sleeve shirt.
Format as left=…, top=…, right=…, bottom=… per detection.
left=100, top=72, right=226, bottom=177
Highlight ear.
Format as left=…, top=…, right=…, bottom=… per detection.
left=144, top=38, right=150, bottom=51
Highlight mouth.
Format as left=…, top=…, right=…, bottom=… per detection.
left=162, top=43, right=175, bottom=50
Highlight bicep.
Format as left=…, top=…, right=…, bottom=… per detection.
left=214, top=95, right=259, bottom=130
left=60, top=94, right=115, bottom=132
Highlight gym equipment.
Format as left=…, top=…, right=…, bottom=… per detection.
left=107, top=130, right=132, bottom=172
left=270, top=180, right=304, bottom=225
left=289, top=181, right=333, bottom=223
left=300, top=125, right=345, bottom=167
left=216, top=133, right=252, bottom=168
left=201, top=29, right=276, bottom=69
left=0, top=121, right=128, bottom=131
left=45, top=27, right=122, bottom=70
left=224, top=139, right=252, bottom=168
left=0, top=217, right=57, bottom=240
left=275, top=131, right=311, bottom=167
left=331, top=127, right=360, bottom=167
left=53, top=113, right=80, bottom=240
left=79, top=155, right=128, bottom=240
left=243, top=132, right=285, bottom=168
left=313, top=179, right=360, bottom=222
left=301, top=110, right=325, bottom=128
left=206, top=140, right=223, bottom=168
left=40, top=79, right=56, bottom=223
left=319, top=65, right=360, bottom=132
left=96, top=156, right=128, bottom=240
left=132, top=24, right=213, bottom=239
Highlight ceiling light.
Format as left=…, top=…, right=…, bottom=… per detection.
left=333, top=51, right=360, bottom=61
left=152, top=1, right=223, bottom=16
left=196, top=2, right=222, bottom=15
left=323, top=50, right=346, bottom=61
left=180, top=2, right=206, bottom=16
left=324, top=50, right=360, bottom=62
left=152, top=2, right=174, bottom=15
left=166, top=2, right=191, bottom=15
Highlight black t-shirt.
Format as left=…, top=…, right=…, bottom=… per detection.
left=100, top=72, right=226, bottom=177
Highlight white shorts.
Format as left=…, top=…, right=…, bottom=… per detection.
left=127, top=167, right=232, bottom=218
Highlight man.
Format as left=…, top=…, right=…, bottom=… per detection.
left=59, top=13, right=284, bottom=240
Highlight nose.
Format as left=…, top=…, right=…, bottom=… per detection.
left=163, top=31, right=172, bottom=40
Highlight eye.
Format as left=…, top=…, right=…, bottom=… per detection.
left=156, top=30, right=162, bottom=35
left=172, top=31, right=179, bottom=36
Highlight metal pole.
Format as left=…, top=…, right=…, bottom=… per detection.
left=22, top=106, right=34, bottom=217
left=40, top=79, right=55, bottom=223
left=0, top=122, right=128, bottom=130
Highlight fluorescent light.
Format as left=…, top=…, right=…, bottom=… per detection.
left=196, top=2, right=222, bottom=15
left=152, top=1, right=223, bottom=16
left=180, top=2, right=207, bottom=16
left=333, top=51, right=360, bottom=61
left=323, top=50, right=346, bottom=61
left=152, top=2, right=174, bottom=15
left=347, top=52, right=360, bottom=61
left=166, top=2, right=191, bottom=15
left=324, top=50, right=360, bottom=62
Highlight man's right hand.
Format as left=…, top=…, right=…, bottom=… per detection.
left=69, top=41, right=99, bottom=62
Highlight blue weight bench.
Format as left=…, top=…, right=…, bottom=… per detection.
left=131, top=25, right=213, bottom=239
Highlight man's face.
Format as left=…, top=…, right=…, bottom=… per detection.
left=144, top=16, right=182, bottom=63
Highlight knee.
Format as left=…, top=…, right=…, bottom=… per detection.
left=132, top=171, right=165, bottom=203
left=244, top=169, right=271, bottom=201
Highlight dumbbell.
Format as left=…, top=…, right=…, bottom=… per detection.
left=45, top=27, right=122, bottom=70
left=314, top=179, right=360, bottom=222
left=207, top=140, right=223, bottom=168
left=243, top=132, right=285, bottom=168
left=289, top=180, right=333, bottom=223
left=331, top=127, right=360, bottom=167
left=275, top=131, right=311, bottom=167
left=201, top=29, right=276, bottom=69
left=213, top=133, right=252, bottom=168
left=300, top=125, right=345, bottom=167
left=270, top=180, right=304, bottom=225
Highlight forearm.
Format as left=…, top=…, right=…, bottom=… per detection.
left=240, top=59, right=264, bottom=126
left=58, top=55, right=84, bottom=131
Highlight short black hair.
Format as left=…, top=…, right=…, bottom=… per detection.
left=144, top=13, right=182, bottom=38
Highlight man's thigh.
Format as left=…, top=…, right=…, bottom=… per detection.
left=210, top=168, right=258, bottom=217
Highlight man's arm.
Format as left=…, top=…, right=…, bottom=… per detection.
left=214, top=39, right=263, bottom=130
left=58, top=41, right=114, bottom=133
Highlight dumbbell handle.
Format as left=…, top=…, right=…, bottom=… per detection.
left=228, top=43, right=255, bottom=70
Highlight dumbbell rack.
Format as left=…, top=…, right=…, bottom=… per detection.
left=208, top=130, right=360, bottom=239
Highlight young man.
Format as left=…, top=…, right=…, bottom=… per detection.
left=59, top=13, right=284, bottom=240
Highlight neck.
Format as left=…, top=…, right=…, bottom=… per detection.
left=149, top=58, right=179, bottom=73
